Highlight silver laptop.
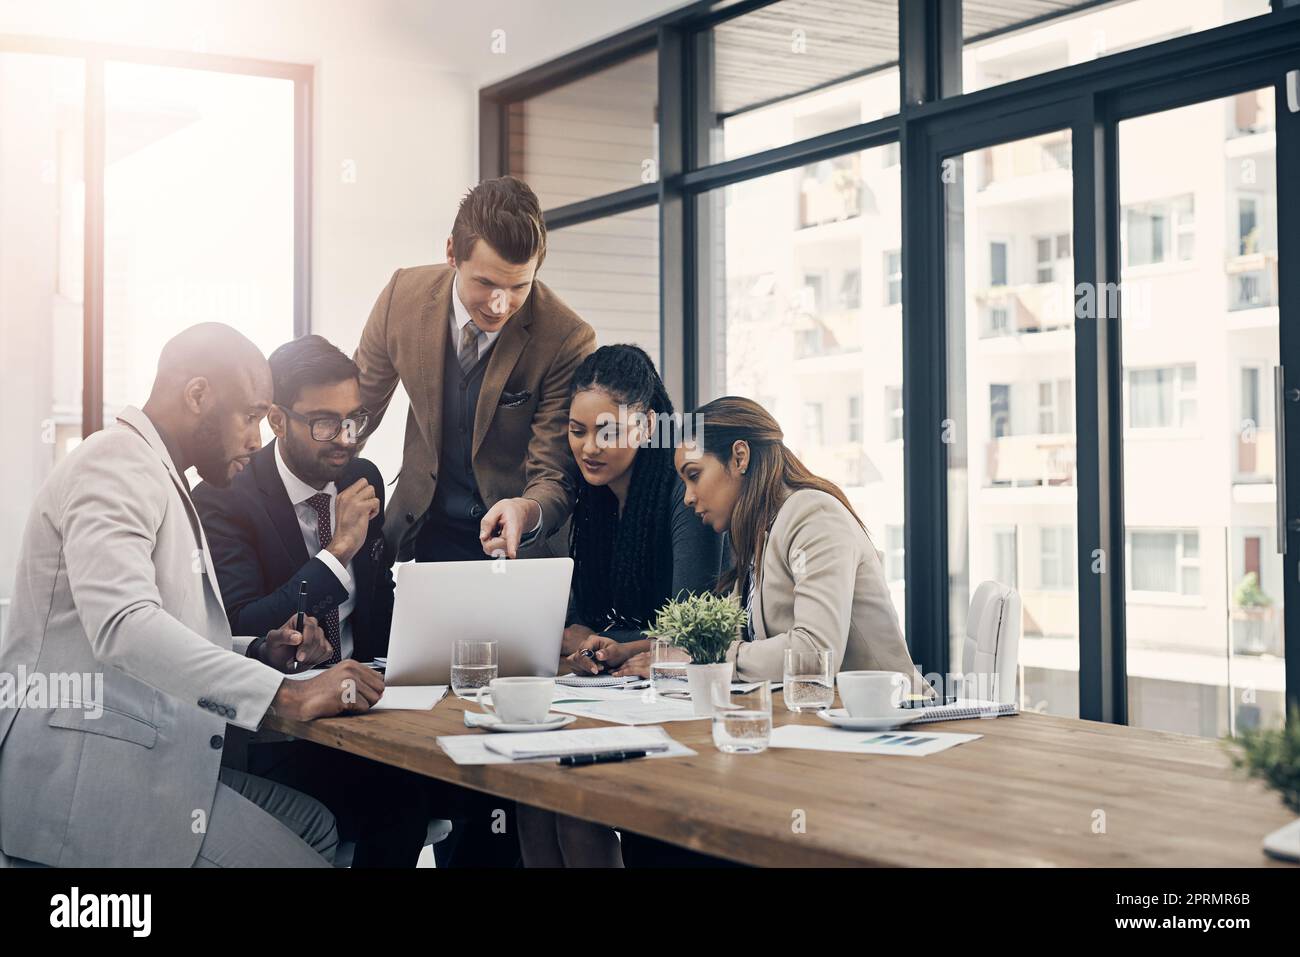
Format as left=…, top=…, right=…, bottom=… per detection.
left=384, top=557, right=573, bottom=686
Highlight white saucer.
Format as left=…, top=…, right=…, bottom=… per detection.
left=464, top=711, right=575, bottom=733
left=817, top=708, right=917, bottom=731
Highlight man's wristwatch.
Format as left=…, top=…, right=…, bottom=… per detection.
left=247, top=636, right=267, bottom=663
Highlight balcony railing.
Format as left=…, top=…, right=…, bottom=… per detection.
left=1227, top=251, right=1277, bottom=311
left=977, top=281, right=1074, bottom=338
left=986, top=434, right=1076, bottom=487
left=978, top=134, right=1072, bottom=190
left=798, top=154, right=862, bottom=228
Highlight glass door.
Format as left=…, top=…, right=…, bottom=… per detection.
left=1118, top=87, right=1285, bottom=737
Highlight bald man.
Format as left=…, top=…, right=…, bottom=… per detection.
left=0, top=322, right=385, bottom=867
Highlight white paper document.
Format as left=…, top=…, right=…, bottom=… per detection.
left=371, top=685, right=448, bottom=711
left=769, top=725, right=980, bottom=756
left=437, top=726, right=696, bottom=765
left=549, top=691, right=703, bottom=725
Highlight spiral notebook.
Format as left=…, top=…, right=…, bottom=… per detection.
left=902, top=699, right=1018, bottom=724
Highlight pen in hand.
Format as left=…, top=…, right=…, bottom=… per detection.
left=289, top=580, right=307, bottom=673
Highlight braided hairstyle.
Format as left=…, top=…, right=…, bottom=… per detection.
left=569, top=344, right=679, bottom=633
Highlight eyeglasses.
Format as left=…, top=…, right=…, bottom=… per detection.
left=280, top=407, right=371, bottom=443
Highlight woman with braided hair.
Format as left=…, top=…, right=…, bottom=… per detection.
left=558, top=344, right=724, bottom=676
left=516, top=344, right=724, bottom=868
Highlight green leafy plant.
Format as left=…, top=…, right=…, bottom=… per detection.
left=1234, top=572, right=1273, bottom=609
left=1227, top=706, right=1300, bottom=815
left=645, top=592, right=747, bottom=665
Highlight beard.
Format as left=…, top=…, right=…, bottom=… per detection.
left=281, top=430, right=354, bottom=486
left=192, top=411, right=236, bottom=487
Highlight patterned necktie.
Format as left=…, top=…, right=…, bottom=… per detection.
left=458, top=321, right=483, bottom=374
left=305, top=492, right=342, bottom=665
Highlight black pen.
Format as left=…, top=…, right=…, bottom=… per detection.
left=558, top=750, right=648, bottom=767
left=289, top=580, right=307, bottom=673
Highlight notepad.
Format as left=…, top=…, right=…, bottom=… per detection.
left=901, top=699, right=1018, bottom=724
left=480, top=726, right=674, bottom=761
left=555, top=673, right=641, bottom=688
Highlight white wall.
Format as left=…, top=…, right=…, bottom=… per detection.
left=0, top=0, right=687, bottom=477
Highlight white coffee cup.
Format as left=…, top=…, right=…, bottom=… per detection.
left=474, top=676, right=555, bottom=724
left=837, top=670, right=909, bottom=718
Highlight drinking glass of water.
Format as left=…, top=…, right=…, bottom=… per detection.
left=650, top=638, right=690, bottom=698
left=711, top=680, right=771, bottom=754
left=452, top=640, right=497, bottom=698
left=783, top=648, right=833, bottom=713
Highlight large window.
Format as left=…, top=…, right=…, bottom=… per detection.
left=508, top=50, right=658, bottom=210
left=1120, top=91, right=1284, bottom=738
left=0, top=44, right=305, bottom=629
left=540, top=206, right=660, bottom=366
left=701, top=145, right=905, bottom=632
left=482, top=0, right=1300, bottom=735
left=946, top=129, right=1079, bottom=716
left=708, top=0, right=899, bottom=162
left=962, top=0, right=1271, bottom=95
left=102, top=63, right=295, bottom=421
left=0, top=52, right=84, bottom=628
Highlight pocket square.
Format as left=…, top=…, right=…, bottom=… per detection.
left=499, top=389, right=533, bottom=408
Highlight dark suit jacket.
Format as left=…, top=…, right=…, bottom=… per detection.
left=355, top=263, right=597, bottom=560
left=192, top=440, right=395, bottom=663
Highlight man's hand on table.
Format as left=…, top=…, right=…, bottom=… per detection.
left=269, top=660, right=385, bottom=721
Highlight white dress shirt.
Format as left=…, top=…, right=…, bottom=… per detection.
left=451, top=273, right=502, bottom=361
left=275, top=441, right=355, bottom=660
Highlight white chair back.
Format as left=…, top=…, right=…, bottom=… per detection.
left=960, top=581, right=1021, bottom=705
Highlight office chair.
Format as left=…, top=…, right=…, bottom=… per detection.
left=332, top=818, right=453, bottom=869
left=960, top=580, right=1022, bottom=706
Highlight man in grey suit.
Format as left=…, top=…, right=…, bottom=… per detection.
left=0, top=323, right=385, bottom=867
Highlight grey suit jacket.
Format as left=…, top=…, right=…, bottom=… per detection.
left=0, top=407, right=284, bottom=867
left=727, top=488, right=926, bottom=689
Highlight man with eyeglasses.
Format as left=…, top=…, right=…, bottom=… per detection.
left=193, top=334, right=429, bottom=866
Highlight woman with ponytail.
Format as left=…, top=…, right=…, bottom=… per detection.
left=668, top=395, right=927, bottom=688
left=517, top=344, right=724, bottom=868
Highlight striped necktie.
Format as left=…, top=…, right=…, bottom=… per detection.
left=458, top=321, right=483, bottom=374
left=305, top=492, right=342, bottom=665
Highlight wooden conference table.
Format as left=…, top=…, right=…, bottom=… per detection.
left=265, top=689, right=1295, bottom=867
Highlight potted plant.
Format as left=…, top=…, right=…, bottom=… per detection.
left=1231, top=572, right=1275, bottom=656
left=1226, top=706, right=1300, bottom=862
left=646, top=592, right=747, bottom=717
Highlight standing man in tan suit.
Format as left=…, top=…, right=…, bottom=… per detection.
left=355, top=176, right=596, bottom=563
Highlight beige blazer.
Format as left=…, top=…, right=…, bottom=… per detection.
left=355, top=264, right=596, bottom=560
left=0, top=407, right=284, bottom=866
left=727, top=488, right=925, bottom=688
